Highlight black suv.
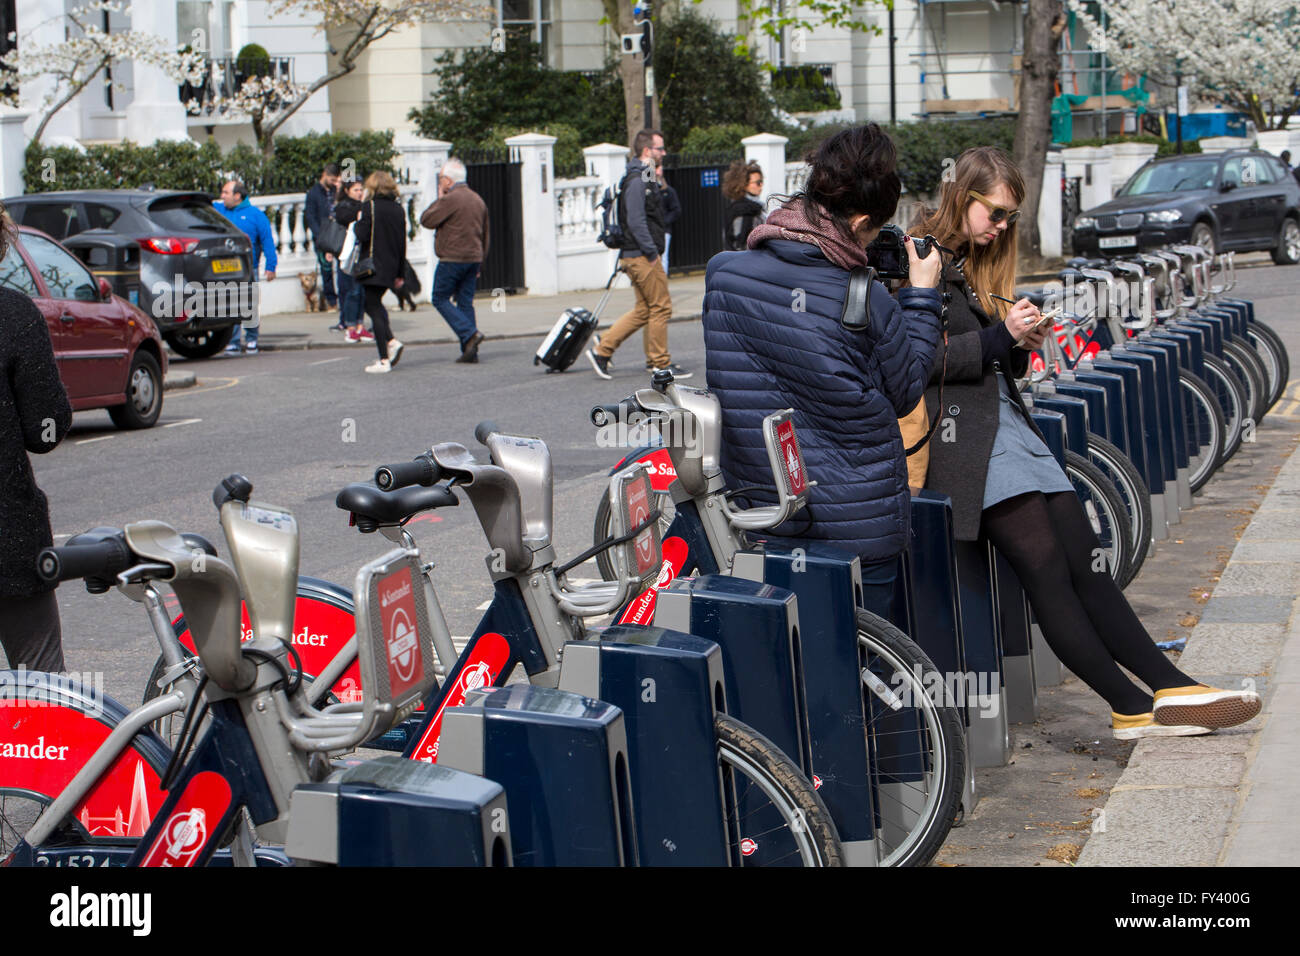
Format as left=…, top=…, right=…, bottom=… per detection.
left=1071, top=149, right=1300, bottom=264
left=2, top=189, right=255, bottom=358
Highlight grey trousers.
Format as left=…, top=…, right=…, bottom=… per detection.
left=0, top=590, right=66, bottom=672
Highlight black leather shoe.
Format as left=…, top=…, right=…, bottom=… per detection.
left=459, top=331, right=484, bottom=363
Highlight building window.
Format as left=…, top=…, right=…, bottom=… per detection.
left=498, top=0, right=551, bottom=63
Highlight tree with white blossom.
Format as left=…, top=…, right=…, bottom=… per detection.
left=1, top=1, right=205, bottom=145
left=235, top=0, right=492, bottom=159
left=1073, top=0, right=1300, bottom=130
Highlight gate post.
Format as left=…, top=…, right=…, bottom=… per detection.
left=506, top=132, right=559, bottom=296
left=1039, top=150, right=1064, bottom=259
left=742, top=132, right=789, bottom=210
left=0, top=107, right=31, bottom=199
left=397, top=136, right=452, bottom=296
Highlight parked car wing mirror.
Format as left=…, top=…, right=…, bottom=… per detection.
left=1220, top=181, right=1237, bottom=192
left=98, top=277, right=112, bottom=301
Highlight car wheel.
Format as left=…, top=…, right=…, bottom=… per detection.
left=108, top=351, right=163, bottom=429
left=1271, top=217, right=1300, bottom=265
left=164, top=325, right=235, bottom=359
left=1190, top=221, right=1217, bottom=256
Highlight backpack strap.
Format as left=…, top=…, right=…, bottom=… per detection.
left=839, top=266, right=875, bottom=332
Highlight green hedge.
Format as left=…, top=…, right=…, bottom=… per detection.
left=22, top=131, right=398, bottom=196
left=681, top=124, right=756, bottom=156
left=1066, top=134, right=1200, bottom=158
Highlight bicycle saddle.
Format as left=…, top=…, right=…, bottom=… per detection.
left=336, top=483, right=458, bottom=527
left=1015, top=289, right=1050, bottom=309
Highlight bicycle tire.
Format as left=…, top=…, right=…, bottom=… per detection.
left=1201, top=354, right=1246, bottom=465
left=1221, top=339, right=1268, bottom=426
left=1, top=672, right=171, bottom=861
left=1064, top=449, right=1133, bottom=585
left=857, top=610, right=966, bottom=867
left=714, top=713, right=844, bottom=867
left=1245, top=319, right=1289, bottom=412
left=1085, top=435, right=1152, bottom=588
left=1179, top=370, right=1227, bottom=493
left=593, top=480, right=676, bottom=582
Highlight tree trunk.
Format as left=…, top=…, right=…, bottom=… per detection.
left=603, top=0, right=656, bottom=147
left=1012, top=0, right=1064, bottom=263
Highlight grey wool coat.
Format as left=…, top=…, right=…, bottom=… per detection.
left=920, top=260, right=1039, bottom=541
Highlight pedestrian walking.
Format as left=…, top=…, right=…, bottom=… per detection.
left=702, top=124, right=943, bottom=620
left=214, top=180, right=277, bottom=355
left=419, top=158, right=488, bottom=363
left=656, top=160, right=680, bottom=274
left=305, top=162, right=341, bottom=317
left=353, top=171, right=407, bottom=374
left=722, top=159, right=765, bottom=251
left=586, top=129, right=689, bottom=379
left=0, top=207, right=73, bottom=671
left=333, top=177, right=371, bottom=343
left=910, top=146, right=1260, bottom=739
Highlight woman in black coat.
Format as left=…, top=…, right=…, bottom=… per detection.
left=721, top=160, right=765, bottom=251
left=909, top=147, right=1258, bottom=740
left=0, top=210, right=73, bottom=670
left=353, top=172, right=408, bottom=372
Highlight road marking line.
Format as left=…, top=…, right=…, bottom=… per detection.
left=164, top=418, right=203, bottom=428
left=309, top=357, right=347, bottom=366
left=76, top=435, right=114, bottom=445
left=1280, top=400, right=1300, bottom=417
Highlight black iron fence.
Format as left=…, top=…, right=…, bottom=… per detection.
left=463, top=149, right=525, bottom=293
left=1063, top=175, right=1082, bottom=255
left=661, top=151, right=742, bottom=274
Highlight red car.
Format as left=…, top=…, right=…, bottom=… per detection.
left=1, top=225, right=166, bottom=429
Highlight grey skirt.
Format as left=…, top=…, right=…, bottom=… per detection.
left=982, top=374, right=1074, bottom=510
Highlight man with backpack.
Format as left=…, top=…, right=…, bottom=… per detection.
left=587, top=128, right=690, bottom=380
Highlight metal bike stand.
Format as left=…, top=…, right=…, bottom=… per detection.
left=439, top=684, right=637, bottom=866
left=905, top=492, right=979, bottom=818
left=733, top=544, right=880, bottom=868
left=558, top=626, right=731, bottom=866
left=1093, top=354, right=1172, bottom=540
left=994, top=552, right=1038, bottom=725
left=953, top=539, right=1012, bottom=769
left=286, top=756, right=512, bottom=866
left=1122, top=340, right=1191, bottom=520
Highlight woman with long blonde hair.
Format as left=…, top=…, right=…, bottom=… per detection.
left=910, top=147, right=1259, bottom=739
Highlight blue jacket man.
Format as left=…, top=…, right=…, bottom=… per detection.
left=215, top=180, right=277, bottom=354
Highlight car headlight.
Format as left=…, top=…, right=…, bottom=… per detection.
left=1145, top=209, right=1182, bottom=223
left=1074, top=216, right=1097, bottom=230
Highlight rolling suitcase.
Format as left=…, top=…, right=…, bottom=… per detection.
left=534, top=265, right=619, bottom=373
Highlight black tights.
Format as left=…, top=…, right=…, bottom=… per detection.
left=981, top=491, right=1193, bottom=715
left=364, top=285, right=392, bottom=359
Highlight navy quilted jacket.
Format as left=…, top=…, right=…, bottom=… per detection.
left=702, top=239, right=943, bottom=563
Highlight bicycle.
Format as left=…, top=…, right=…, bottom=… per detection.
left=2, top=482, right=507, bottom=867
left=585, top=374, right=966, bottom=867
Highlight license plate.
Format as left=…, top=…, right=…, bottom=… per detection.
left=1098, top=235, right=1137, bottom=249
left=211, top=258, right=242, bottom=274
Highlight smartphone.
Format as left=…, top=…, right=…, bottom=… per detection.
left=1016, top=307, right=1062, bottom=345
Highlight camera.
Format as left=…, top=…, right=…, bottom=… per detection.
left=865, top=224, right=935, bottom=280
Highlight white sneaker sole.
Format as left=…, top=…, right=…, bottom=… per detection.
left=1113, top=723, right=1213, bottom=740
left=1154, top=690, right=1261, bottom=729
left=586, top=349, right=612, bottom=380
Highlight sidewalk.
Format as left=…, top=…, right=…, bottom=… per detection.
left=250, top=273, right=709, bottom=353
left=1079, top=433, right=1300, bottom=867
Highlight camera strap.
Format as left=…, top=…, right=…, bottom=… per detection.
left=839, top=267, right=948, bottom=457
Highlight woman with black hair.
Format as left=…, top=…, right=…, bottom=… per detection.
left=702, top=124, right=944, bottom=617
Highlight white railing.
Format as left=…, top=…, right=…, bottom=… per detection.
left=555, top=175, right=603, bottom=241
left=784, top=161, right=811, bottom=196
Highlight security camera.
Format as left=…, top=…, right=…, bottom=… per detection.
left=621, top=33, right=648, bottom=55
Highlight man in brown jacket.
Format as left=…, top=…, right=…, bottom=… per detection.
left=420, top=158, right=489, bottom=362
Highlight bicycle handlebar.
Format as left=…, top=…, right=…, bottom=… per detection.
left=375, top=455, right=440, bottom=491
left=590, top=400, right=641, bottom=428
left=37, top=536, right=133, bottom=585
left=474, top=420, right=500, bottom=446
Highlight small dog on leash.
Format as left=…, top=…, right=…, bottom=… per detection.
left=299, top=273, right=328, bottom=312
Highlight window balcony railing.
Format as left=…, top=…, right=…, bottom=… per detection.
left=179, top=56, right=295, bottom=118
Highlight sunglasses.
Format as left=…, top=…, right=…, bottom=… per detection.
left=968, top=190, right=1021, bottom=225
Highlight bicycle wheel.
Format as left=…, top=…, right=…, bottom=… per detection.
left=1179, top=371, right=1227, bottom=493
left=593, top=484, right=676, bottom=582
left=1064, top=450, right=1133, bottom=585
left=858, top=610, right=966, bottom=868
left=1221, top=339, right=1268, bottom=426
left=1245, top=319, right=1289, bottom=412
left=1201, top=354, right=1246, bottom=465
left=714, top=713, right=844, bottom=866
left=1085, top=434, right=1152, bottom=586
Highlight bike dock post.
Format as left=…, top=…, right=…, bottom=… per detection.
left=994, top=552, right=1038, bottom=725
left=732, top=544, right=881, bottom=867
left=558, top=626, right=731, bottom=866
left=953, top=539, right=1012, bottom=769
left=438, top=684, right=638, bottom=866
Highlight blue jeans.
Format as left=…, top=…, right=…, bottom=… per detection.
left=336, top=270, right=364, bottom=327
left=316, top=251, right=338, bottom=306
left=230, top=274, right=261, bottom=348
left=431, top=261, right=480, bottom=346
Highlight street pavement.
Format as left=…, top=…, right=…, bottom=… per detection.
left=30, top=258, right=1300, bottom=867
